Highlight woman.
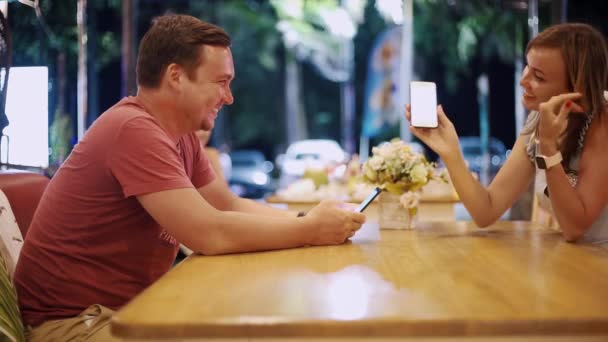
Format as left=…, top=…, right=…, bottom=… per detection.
left=195, top=129, right=231, bottom=182
left=406, top=23, right=608, bottom=244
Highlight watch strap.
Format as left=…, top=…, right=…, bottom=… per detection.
left=537, top=151, right=563, bottom=170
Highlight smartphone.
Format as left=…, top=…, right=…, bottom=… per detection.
left=410, top=81, right=438, bottom=128
left=356, top=187, right=382, bottom=213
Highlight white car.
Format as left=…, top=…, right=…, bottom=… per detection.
left=276, top=139, right=347, bottom=185
left=228, top=150, right=274, bottom=198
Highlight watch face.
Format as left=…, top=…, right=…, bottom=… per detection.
left=535, top=156, right=547, bottom=169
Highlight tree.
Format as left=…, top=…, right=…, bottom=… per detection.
left=270, top=0, right=366, bottom=153
left=189, top=1, right=285, bottom=157
left=9, top=0, right=121, bottom=167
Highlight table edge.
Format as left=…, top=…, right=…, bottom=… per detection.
left=111, top=317, right=608, bottom=339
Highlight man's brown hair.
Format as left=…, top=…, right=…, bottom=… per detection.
left=136, top=14, right=231, bottom=88
left=527, top=23, right=608, bottom=167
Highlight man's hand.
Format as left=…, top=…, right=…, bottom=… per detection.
left=304, top=199, right=366, bottom=246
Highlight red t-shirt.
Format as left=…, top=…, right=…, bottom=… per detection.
left=14, top=97, right=215, bottom=327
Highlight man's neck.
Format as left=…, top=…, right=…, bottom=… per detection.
left=135, top=88, right=184, bottom=143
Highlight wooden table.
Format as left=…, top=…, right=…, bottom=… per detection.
left=265, top=194, right=460, bottom=222
left=111, top=221, right=608, bottom=341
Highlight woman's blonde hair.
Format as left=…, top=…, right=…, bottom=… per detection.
left=526, top=23, right=608, bottom=167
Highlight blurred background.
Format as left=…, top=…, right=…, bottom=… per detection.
left=2, top=0, right=606, bottom=216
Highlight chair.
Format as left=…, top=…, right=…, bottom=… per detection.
left=0, top=170, right=49, bottom=342
left=531, top=194, right=560, bottom=230
left=0, top=171, right=50, bottom=238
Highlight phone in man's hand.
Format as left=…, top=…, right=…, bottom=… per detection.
left=356, top=187, right=382, bottom=213
left=410, top=81, right=438, bottom=128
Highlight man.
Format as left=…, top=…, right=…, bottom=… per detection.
left=14, top=14, right=365, bottom=341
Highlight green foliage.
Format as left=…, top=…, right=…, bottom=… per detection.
left=9, top=1, right=120, bottom=69
left=6, top=0, right=524, bottom=162
left=49, top=109, right=73, bottom=166
left=190, top=1, right=285, bottom=151
left=412, top=0, right=520, bottom=93
left=270, top=0, right=365, bottom=82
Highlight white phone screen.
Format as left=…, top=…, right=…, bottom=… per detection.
left=410, top=82, right=438, bottom=128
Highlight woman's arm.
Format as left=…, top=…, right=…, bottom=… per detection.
left=407, top=105, right=535, bottom=227
left=541, top=117, right=608, bottom=241
left=443, top=134, right=535, bottom=227
left=536, top=93, right=608, bottom=241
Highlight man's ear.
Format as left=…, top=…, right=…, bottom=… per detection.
left=164, top=63, right=183, bottom=90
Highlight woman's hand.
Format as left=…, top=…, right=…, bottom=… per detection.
left=405, top=104, right=461, bottom=161
left=537, top=92, right=585, bottom=151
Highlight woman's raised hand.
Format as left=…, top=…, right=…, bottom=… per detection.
left=405, top=104, right=461, bottom=160
left=537, top=92, right=585, bottom=146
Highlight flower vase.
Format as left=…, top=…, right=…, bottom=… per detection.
left=377, top=191, right=418, bottom=229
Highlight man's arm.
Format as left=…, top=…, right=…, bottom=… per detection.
left=137, top=186, right=365, bottom=255
left=198, top=176, right=298, bottom=217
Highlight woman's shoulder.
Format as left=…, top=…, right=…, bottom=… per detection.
left=519, top=111, right=540, bottom=162
left=521, top=111, right=540, bottom=136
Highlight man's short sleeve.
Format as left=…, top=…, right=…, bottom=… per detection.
left=108, top=116, right=194, bottom=198
left=188, top=136, right=216, bottom=189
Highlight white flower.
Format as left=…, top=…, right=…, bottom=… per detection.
left=362, top=139, right=440, bottom=194
left=410, top=163, right=428, bottom=184
left=399, top=191, right=420, bottom=209
left=368, top=156, right=384, bottom=170
left=363, top=163, right=377, bottom=182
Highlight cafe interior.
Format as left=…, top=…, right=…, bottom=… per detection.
left=1, top=0, right=607, bottom=341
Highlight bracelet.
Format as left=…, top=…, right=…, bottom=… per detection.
left=297, top=211, right=306, bottom=217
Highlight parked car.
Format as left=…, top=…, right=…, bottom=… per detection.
left=228, top=150, right=275, bottom=199
left=439, top=136, right=507, bottom=178
left=276, top=139, right=348, bottom=187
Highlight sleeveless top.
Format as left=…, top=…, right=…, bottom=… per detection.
left=523, top=110, right=608, bottom=246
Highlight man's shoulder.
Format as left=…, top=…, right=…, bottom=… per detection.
left=93, top=97, right=160, bottom=135
left=102, top=97, right=151, bottom=122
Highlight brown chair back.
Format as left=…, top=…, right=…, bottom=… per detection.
left=0, top=171, right=49, bottom=237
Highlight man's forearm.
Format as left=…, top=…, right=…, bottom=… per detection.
left=194, top=210, right=312, bottom=255
left=230, top=197, right=299, bottom=218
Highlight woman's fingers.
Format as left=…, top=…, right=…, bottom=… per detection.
left=437, top=105, right=446, bottom=125
left=557, top=100, right=573, bottom=121
left=558, top=100, right=587, bottom=122
left=437, top=104, right=454, bottom=129
left=556, top=92, right=583, bottom=102
left=569, top=101, right=585, bottom=113
left=544, top=92, right=583, bottom=113
left=408, top=125, right=427, bottom=142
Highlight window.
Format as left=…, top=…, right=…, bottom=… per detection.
left=1, top=67, right=49, bottom=167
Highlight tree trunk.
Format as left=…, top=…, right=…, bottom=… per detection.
left=285, top=51, right=307, bottom=145
left=477, top=73, right=490, bottom=186
left=339, top=30, right=355, bottom=154
left=514, top=0, right=541, bottom=219
left=56, top=53, right=66, bottom=114
left=122, top=0, right=137, bottom=97
left=77, top=0, right=87, bottom=140
left=87, top=1, right=99, bottom=125
left=340, top=80, right=355, bottom=154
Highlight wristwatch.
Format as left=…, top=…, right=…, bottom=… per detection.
left=535, top=151, right=563, bottom=170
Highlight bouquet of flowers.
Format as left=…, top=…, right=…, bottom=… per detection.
left=361, top=139, right=439, bottom=209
